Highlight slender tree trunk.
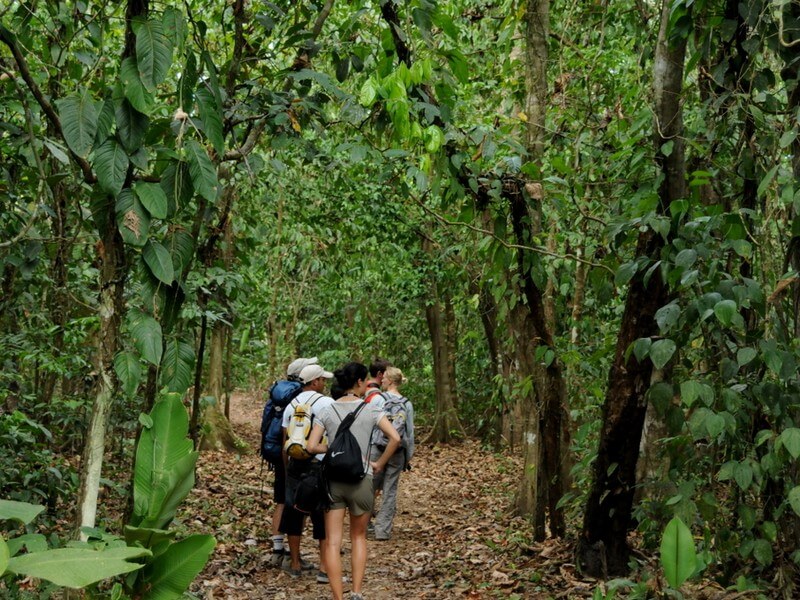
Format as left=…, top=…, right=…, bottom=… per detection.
left=578, top=0, right=687, bottom=576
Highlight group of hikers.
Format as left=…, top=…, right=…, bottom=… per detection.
left=259, top=357, right=416, bottom=600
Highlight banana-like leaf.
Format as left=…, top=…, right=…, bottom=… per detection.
left=660, top=516, right=696, bottom=589
left=139, top=451, right=197, bottom=530
left=56, top=90, right=98, bottom=158
left=7, top=546, right=151, bottom=589
left=185, top=140, right=218, bottom=201
left=140, top=535, right=215, bottom=600
left=0, top=500, right=45, bottom=524
left=124, top=525, right=176, bottom=550
left=0, top=537, right=9, bottom=575
left=6, top=533, right=48, bottom=557
left=131, top=394, right=195, bottom=528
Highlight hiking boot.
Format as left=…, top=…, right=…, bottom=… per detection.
left=316, top=570, right=329, bottom=584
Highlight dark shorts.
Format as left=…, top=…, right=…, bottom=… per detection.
left=272, top=459, right=286, bottom=505
left=279, top=459, right=325, bottom=539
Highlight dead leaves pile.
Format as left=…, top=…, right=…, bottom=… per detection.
left=177, top=393, right=598, bottom=599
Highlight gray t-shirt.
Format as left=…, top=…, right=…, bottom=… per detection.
left=317, top=400, right=385, bottom=476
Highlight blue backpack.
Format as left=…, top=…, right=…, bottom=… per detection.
left=260, top=380, right=302, bottom=463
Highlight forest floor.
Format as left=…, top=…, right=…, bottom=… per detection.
left=177, top=393, right=730, bottom=599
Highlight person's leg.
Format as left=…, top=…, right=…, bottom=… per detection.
left=279, top=504, right=304, bottom=573
left=349, top=511, right=371, bottom=594
left=311, top=508, right=327, bottom=576
left=270, top=460, right=286, bottom=564
left=324, top=508, right=346, bottom=600
left=374, top=454, right=403, bottom=539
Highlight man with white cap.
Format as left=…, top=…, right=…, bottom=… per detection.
left=279, top=362, right=335, bottom=582
left=266, top=357, right=318, bottom=567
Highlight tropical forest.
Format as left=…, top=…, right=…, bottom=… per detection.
left=2, top=0, right=800, bottom=598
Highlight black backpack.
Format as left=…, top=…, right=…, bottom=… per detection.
left=260, top=380, right=302, bottom=463
left=323, top=402, right=369, bottom=484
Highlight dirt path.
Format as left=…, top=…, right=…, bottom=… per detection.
left=181, top=392, right=569, bottom=599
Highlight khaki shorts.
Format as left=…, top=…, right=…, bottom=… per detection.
left=328, top=476, right=374, bottom=516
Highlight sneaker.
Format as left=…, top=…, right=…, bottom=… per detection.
left=316, top=570, right=329, bottom=584
left=282, top=554, right=315, bottom=571
left=269, top=549, right=285, bottom=567
left=282, top=565, right=301, bottom=579
left=351, top=594, right=364, bottom=600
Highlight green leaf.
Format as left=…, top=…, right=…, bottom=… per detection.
left=119, top=58, right=153, bottom=114
left=752, top=539, right=773, bottom=566
left=674, top=249, right=697, bottom=269
left=7, top=546, right=150, bottom=588
left=114, top=351, right=142, bottom=398
left=734, top=462, right=753, bottom=490
left=123, top=525, right=176, bottom=549
left=632, top=338, right=652, bottom=362
left=134, top=182, right=168, bottom=220
left=680, top=380, right=704, bottom=408
left=780, top=428, right=800, bottom=459
left=713, top=299, right=737, bottom=327
left=140, top=534, right=215, bottom=600
left=185, top=140, right=218, bottom=201
left=134, top=17, right=173, bottom=91
left=615, top=261, right=638, bottom=286
left=166, top=229, right=194, bottom=274
left=6, top=534, right=48, bottom=557
left=737, top=347, right=757, bottom=366
left=56, top=90, right=98, bottom=158
left=116, top=189, right=151, bottom=247
left=705, top=412, right=726, bottom=439
left=143, top=240, right=175, bottom=285
left=650, top=339, right=676, bottom=370
left=132, top=394, right=197, bottom=529
left=660, top=517, right=696, bottom=589
left=788, top=486, right=800, bottom=516
left=115, top=96, right=150, bottom=153
left=0, top=537, right=8, bottom=575
left=757, top=164, right=778, bottom=198
left=0, top=500, right=44, bottom=525
left=94, top=138, right=130, bottom=196
left=160, top=337, right=195, bottom=394
left=129, top=309, right=163, bottom=366
left=655, top=303, right=681, bottom=333
left=195, top=87, right=224, bottom=156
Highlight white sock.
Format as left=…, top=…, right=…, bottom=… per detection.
left=271, top=535, right=284, bottom=552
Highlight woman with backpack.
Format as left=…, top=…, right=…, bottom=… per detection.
left=307, top=362, right=400, bottom=600
left=370, top=366, right=415, bottom=541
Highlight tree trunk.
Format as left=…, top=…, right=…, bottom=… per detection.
left=423, top=237, right=464, bottom=443
left=578, top=0, right=687, bottom=576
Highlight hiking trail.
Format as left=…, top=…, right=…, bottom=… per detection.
left=181, top=392, right=579, bottom=599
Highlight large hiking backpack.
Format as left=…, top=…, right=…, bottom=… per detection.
left=260, top=380, right=302, bottom=463
left=323, top=402, right=369, bottom=484
left=371, top=396, right=409, bottom=449
left=284, top=393, right=323, bottom=460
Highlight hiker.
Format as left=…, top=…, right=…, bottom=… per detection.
left=370, top=366, right=415, bottom=541
left=279, top=363, right=335, bottom=582
left=363, top=358, right=391, bottom=406
left=307, top=362, right=401, bottom=600
left=262, top=357, right=318, bottom=567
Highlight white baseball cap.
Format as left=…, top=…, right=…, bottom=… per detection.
left=287, top=357, right=318, bottom=378
left=299, top=364, right=334, bottom=384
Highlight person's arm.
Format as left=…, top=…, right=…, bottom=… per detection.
left=307, top=423, right=327, bottom=455
left=405, top=402, right=415, bottom=463
left=369, top=415, right=401, bottom=473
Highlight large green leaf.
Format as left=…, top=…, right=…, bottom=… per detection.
left=119, top=58, right=153, bottom=115
left=650, top=339, right=676, bottom=370
left=6, top=534, right=48, bottom=557
left=185, top=140, right=218, bottom=201
left=139, top=452, right=197, bottom=530
left=115, top=95, right=150, bottom=152
left=143, top=240, right=175, bottom=284
left=132, top=394, right=195, bottom=529
left=7, top=546, right=150, bottom=588
left=713, top=299, right=737, bottom=327
left=124, top=525, right=176, bottom=550
left=56, top=90, right=98, bottom=158
left=0, top=537, right=8, bottom=575
left=195, top=87, right=224, bottom=156
left=0, top=500, right=45, bottom=525
left=94, top=138, right=130, bottom=196
left=780, top=428, right=800, bottom=459
left=129, top=309, right=163, bottom=366
left=134, top=182, right=168, bottom=219
left=160, top=337, right=195, bottom=394
left=115, top=351, right=142, bottom=398
left=788, top=486, right=800, bottom=517
left=660, top=516, right=696, bottom=589
left=167, top=229, right=195, bottom=274
left=116, top=189, right=151, bottom=247
left=140, top=535, right=215, bottom=600
left=134, top=17, right=173, bottom=91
